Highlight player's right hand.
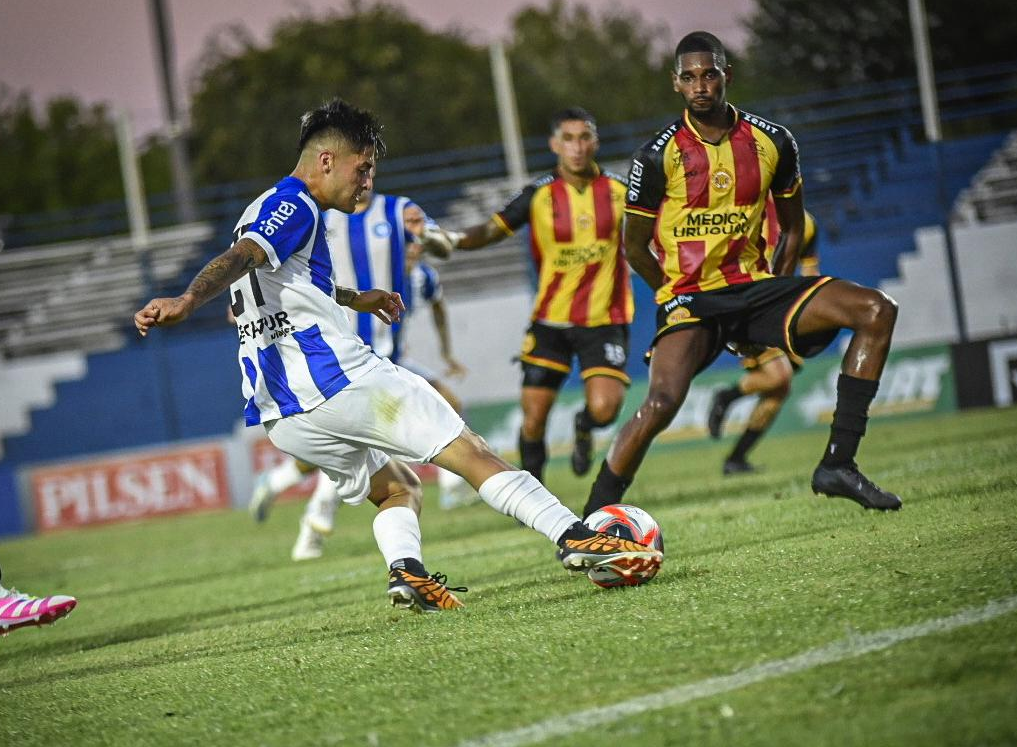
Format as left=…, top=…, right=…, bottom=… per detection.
left=134, top=296, right=194, bottom=336
left=419, top=226, right=464, bottom=258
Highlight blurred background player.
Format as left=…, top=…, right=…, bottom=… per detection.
left=706, top=199, right=821, bottom=474
left=0, top=562, right=76, bottom=636
left=450, top=107, right=633, bottom=483
left=250, top=190, right=474, bottom=562
left=584, top=32, right=901, bottom=519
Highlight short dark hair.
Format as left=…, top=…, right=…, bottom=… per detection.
left=550, top=107, right=597, bottom=135
left=674, top=31, right=727, bottom=70
left=298, top=98, right=387, bottom=157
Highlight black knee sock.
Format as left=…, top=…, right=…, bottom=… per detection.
left=716, top=384, right=744, bottom=409
left=728, top=428, right=764, bottom=463
left=822, top=374, right=879, bottom=467
left=583, top=461, right=633, bottom=518
left=518, top=433, right=547, bottom=482
left=576, top=406, right=611, bottom=432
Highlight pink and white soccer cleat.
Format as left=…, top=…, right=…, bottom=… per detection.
left=0, top=586, right=77, bottom=636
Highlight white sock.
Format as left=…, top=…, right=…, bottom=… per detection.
left=267, top=459, right=304, bottom=493
left=372, top=506, right=423, bottom=569
left=309, top=470, right=338, bottom=506
left=478, top=470, right=578, bottom=543
left=302, top=470, right=339, bottom=527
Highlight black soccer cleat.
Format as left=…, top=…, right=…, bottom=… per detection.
left=570, top=412, right=594, bottom=476
left=723, top=458, right=757, bottom=476
left=707, top=390, right=732, bottom=440
left=555, top=524, right=662, bottom=575
left=387, top=568, right=467, bottom=613
left=811, top=462, right=902, bottom=511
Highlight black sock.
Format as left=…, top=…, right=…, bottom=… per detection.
left=822, top=374, right=879, bottom=467
left=582, top=461, right=633, bottom=518
left=720, top=386, right=744, bottom=408
left=576, top=407, right=611, bottom=432
left=556, top=520, right=592, bottom=546
left=390, top=557, right=427, bottom=576
left=729, top=428, right=764, bottom=463
left=518, top=433, right=547, bottom=482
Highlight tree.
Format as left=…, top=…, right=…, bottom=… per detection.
left=741, top=0, right=1017, bottom=93
left=0, top=86, right=174, bottom=220
left=507, top=1, right=676, bottom=135
left=187, top=3, right=498, bottom=185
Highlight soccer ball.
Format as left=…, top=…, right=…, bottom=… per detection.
left=583, top=504, right=664, bottom=588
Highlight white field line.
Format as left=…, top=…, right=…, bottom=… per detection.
left=457, top=595, right=1017, bottom=747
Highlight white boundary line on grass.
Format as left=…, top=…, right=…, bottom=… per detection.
left=458, top=595, right=1017, bottom=747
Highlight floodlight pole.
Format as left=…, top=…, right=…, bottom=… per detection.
left=115, top=110, right=151, bottom=249
left=908, top=0, right=968, bottom=341
left=149, top=0, right=198, bottom=224
left=489, top=42, right=529, bottom=190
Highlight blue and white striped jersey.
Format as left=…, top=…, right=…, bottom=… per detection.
left=230, top=176, right=381, bottom=426
left=406, top=260, right=442, bottom=315
left=325, top=194, right=417, bottom=362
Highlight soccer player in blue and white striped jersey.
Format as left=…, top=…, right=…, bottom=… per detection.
left=134, top=98, right=661, bottom=613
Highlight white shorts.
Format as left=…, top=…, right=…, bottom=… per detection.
left=264, top=358, right=465, bottom=506
left=399, top=357, right=438, bottom=384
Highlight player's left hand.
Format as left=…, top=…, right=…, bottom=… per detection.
left=351, top=289, right=405, bottom=325
left=134, top=296, right=195, bottom=337
left=443, top=357, right=468, bottom=379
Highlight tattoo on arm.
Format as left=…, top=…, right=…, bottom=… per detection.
left=184, top=239, right=264, bottom=308
left=335, top=287, right=359, bottom=306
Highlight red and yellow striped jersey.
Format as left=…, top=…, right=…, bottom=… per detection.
left=625, top=107, right=802, bottom=303
left=494, top=166, right=633, bottom=327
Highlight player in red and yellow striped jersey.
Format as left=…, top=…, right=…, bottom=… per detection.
left=452, top=108, right=633, bottom=482
left=707, top=198, right=821, bottom=475
left=584, top=32, right=902, bottom=515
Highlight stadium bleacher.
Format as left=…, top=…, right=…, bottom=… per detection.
left=954, top=130, right=1017, bottom=224
left=0, top=223, right=213, bottom=359
left=0, top=61, right=1014, bottom=471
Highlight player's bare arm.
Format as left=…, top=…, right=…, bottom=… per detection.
left=335, top=287, right=405, bottom=325
left=454, top=218, right=508, bottom=251
left=431, top=297, right=467, bottom=377
left=622, top=213, right=665, bottom=290
left=134, top=238, right=267, bottom=336
left=770, top=190, right=806, bottom=276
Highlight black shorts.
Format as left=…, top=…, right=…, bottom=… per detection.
left=520, top=321, right=631, bottom=390
left=651, top=276, right=837, bottom=373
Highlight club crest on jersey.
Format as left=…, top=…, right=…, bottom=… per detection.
left=372, top=223, right=393, bottom=238
left=712, top=168, right=733, bottom=192
left=260, top=201, right=298, bottom=236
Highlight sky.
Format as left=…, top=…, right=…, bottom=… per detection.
left=0, top=0, right=754, bottom=136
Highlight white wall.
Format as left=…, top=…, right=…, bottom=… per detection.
left=401, top=286, right=533, bottom=405
left=882, top=219, right=1017, bottom=346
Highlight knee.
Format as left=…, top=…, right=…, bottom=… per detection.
left=641, top=390, right=681, bottom=427
left=769, top=377, right=791, bottom=400
left=586, top=393, right=623, bottom=426
left=861, top=291, right=898, bottom=334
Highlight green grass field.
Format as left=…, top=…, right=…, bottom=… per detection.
left=2, top=407, right=1016, bottom=746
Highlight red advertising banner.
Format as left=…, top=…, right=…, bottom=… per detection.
left=31, top=443, right=231, bottom=532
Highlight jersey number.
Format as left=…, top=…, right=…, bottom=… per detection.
left=230, top=270, right=265, bottom=318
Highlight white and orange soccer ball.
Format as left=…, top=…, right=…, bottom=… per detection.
left=583, top=504, right=664, bottom=588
